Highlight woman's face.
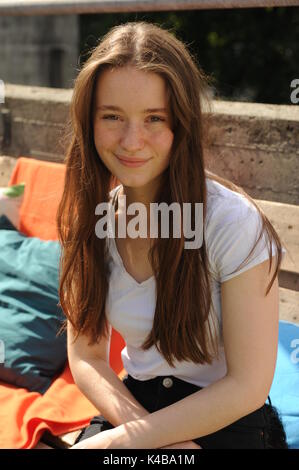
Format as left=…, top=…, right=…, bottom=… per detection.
left=93, top=66, right=174, bottom=190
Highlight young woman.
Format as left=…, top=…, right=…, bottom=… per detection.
left=57, top=21, right=288, bottom=449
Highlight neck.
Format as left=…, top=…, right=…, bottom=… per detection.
left=115, top=178, right=164, bottom=237
left=120, top=177, right=163, bottom=209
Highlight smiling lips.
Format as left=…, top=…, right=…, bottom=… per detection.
left=116, top=155, right=151, bottom=168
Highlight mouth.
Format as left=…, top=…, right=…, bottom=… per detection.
left=116, top=155, right=151, bottom=168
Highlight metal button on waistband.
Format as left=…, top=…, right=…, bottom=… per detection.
left=162, top=377, right=173, bottom=388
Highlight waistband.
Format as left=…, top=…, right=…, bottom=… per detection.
left=123, top=373, right=268, bottom=428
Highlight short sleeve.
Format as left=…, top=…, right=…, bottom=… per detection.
left=206, top=202, right=286, bottom=283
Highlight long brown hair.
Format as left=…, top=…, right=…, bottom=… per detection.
left=57, top=21, right=284, bottom=367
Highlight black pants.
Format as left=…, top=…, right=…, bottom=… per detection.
left=74, top=374, right=288, bottom=449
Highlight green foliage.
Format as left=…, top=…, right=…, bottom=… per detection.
left=80, top=7, right=299, bottom=105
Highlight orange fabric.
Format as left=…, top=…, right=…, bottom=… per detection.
left=0, top=364, right=99, bottom=449
left=0, top=156, right=126, bottom=448
left=8, top=156, right=66, bottom=240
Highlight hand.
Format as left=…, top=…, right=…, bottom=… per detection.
left=160, top=440, right=202, bottom=449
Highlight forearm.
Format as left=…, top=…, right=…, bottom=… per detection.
left=70, top=358, right=149, bottom=427
left=111, top=374, right=265, bottom=448
left=71, top=359, right=198, bottom=449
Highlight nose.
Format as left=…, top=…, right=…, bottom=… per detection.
left=119, top=122, right=145, bottom=153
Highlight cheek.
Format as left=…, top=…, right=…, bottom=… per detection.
left=93, top=124, right=115, bottom=151
left=154, top=129, right=174, bottom=155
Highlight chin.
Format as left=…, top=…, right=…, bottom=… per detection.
left=116, top=173, right=152, bottom=189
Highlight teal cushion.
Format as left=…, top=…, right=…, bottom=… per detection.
left=269, top=320, right=299, bottom=449
left=0, top=215, right=66, bottom=394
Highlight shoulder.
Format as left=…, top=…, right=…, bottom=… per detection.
left=205, top=177, right=259, bottom=228
left=204, top=178, right=267, bottom=282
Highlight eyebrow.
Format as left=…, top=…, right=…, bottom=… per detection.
left=96, top=105, right=168, bottom=113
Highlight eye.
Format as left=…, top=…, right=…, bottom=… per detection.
left=149, top=115, right=165, bottom=123
left=102, top=114, right=119, bottom=121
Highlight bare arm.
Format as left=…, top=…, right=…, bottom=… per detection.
left=69, top=323, right=201, bottom=448
left=67, top=321, right=149, bottom=426
left=108, top=256, right=279, bottom=448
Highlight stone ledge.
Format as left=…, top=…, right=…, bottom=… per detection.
left=1, top=83, right=298, bottom=204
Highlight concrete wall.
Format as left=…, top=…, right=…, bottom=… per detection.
left=0, top=15, right=79, bottom=88
left=206, top=101, right=299, bottom=205
left=0, top=83, right=298, bottom=204
left=0, top=84, right=71, bottom=162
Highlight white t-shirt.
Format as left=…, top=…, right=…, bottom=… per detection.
left=105, top=178, right=285, bottom=387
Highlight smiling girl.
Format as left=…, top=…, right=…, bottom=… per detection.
left=57, top=21, right=288, bottom=449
